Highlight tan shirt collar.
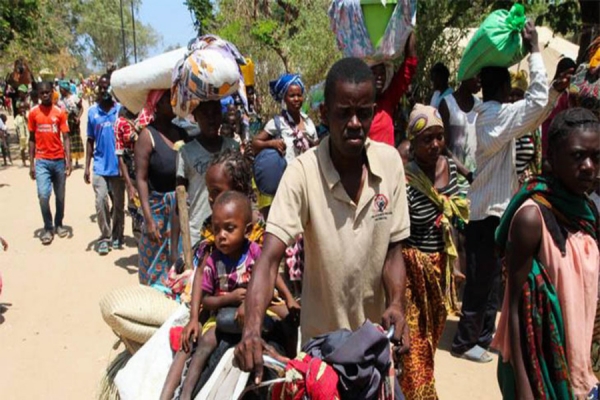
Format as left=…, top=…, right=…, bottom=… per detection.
left=316, top=136, right=384, bottom=192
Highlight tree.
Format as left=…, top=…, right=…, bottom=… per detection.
left=208, top=0, right=339, bottom=118
left=76, top=0, right=160, bottom=68
left=0, top=0, right=39, bottom=52
left=1, top=0, right=80, bottom=78
left=184, top=0, right=214, bottom=35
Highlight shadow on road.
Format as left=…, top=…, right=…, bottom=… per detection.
left=0, top=302, right=12, bottom=325
left=114, top=254, right=138, bottom=275
left=437, top=318, right=459, bottom=353
left=33, top=225, right=74, bottom=240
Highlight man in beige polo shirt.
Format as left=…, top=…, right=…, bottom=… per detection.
left=235, top=57, right=411, bottom=383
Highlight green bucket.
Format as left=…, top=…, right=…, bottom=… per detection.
left=361, top=0, right=398, bottom=48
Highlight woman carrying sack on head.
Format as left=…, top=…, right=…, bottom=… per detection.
left=135, top=89, right=189, bottom=292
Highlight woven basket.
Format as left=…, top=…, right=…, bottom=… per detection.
left=99, top=285, right=179, bottom=349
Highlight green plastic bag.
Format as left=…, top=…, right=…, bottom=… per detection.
left=457, top=3, right=527, bottom=81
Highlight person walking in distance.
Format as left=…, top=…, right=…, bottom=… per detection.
left=84, top=74, right=125, bottom=255
left=28, top=81, right=72, bottom=245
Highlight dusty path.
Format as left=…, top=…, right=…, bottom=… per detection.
left=0, top=107, right=500, bottom=399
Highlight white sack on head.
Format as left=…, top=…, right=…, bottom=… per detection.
left=111, top=47, right=187, bottom=113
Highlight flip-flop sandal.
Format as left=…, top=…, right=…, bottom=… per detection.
left=40, top=231, right=54, bottom=245
left=451, top=345, right=493, bottom=363
left=97, top=241, right=110, bottom=255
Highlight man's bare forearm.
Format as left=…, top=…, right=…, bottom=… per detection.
left=382, top=241, right=406, bottom=309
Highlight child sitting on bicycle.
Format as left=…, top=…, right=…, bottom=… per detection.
left=173, top=190, right=292, bottom=400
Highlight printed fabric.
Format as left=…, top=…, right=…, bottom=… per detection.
left=496, top=175, right=599, bottom=250
left=171, top=34, right=248, bottom=118
left=135, top=89, right=165, bottom=130
left=510, top=260, right=575, bottom=400
left=328, top=0, right=416, bottom=61
left=495, top=175, right=600, bottom=399
left=404, top=160, right=470, bottom=311
left=201, top=240, right=261, bottom=296
left=570, top=63, right=600, bottom=117
left=400, top=248, right=448, bottom=399
left=138, top=191, right=181, bottom=294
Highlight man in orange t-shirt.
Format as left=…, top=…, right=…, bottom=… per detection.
left=28, top=81, right=71, bottom=245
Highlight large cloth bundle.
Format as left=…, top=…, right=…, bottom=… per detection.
left=328, top=0, right=416, bottom=62
left=111, top=47, right=187, bottom=113
left=171, top=35, right=247, bottom=118
left=457, top=3, right=527, bottom=81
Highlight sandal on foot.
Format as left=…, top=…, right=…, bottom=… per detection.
left=451, top=345, right=493, bottom=363
left=56, top=226, right=68, bottom=238
left=97, top=241, right=110, bottom=255
left=40, top=230, right=54, bottom=245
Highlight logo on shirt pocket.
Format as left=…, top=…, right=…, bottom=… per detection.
left=372, top=194, right=391, bottom=221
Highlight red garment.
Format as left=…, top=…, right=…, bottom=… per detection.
left=368, top=56, right=418, bottom=146
left=135, top=89, right=165, bottom=130
left=28, top=104, right=69, bottom=160
left=169, top=326, right=184, bottom=352
left=114, top=116, right=136, bottom=153
left=271, top=354, right=340, bottom=400
left=541, top=92, right=569, bottom=159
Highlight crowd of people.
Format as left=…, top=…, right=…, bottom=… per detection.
left=1, top=18, right=599, bottom=400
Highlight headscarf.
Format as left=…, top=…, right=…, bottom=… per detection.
left=510, top=70, right=528, bottom=92
left=171, top=34, right=247, bottom=118
left=58, top=80, right=71, bottom=93
left=17, top=84, right=28, bottom=94
left=588, top=35, right=600, bottom=68
left=590, top=47, right=600, bottom=69
left=407, top=104, right=443, bottom=141
left=496, top=175, right=599, bottom=252
left=269, top=73, right=305, bottom=104
left=136, top=89, right=166, bottom=130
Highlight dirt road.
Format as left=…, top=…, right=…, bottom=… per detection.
left=0, top=109, right=500, bottom=399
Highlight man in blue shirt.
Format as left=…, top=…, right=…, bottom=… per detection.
left=84, top=74, right=124, bottom=255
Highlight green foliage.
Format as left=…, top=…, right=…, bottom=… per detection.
left=535, top=0, right=581, bottom=36
left=0, top=0, right=40, bottom=51
left=185, top=0, right=214, bottom=34
left=1, top=0, right=81, bottom=77
left=77, top=0, right=160, bottom=68
left=212, top=0, right=339, bottom=119
left=250, top=19, right=279, bottom=48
